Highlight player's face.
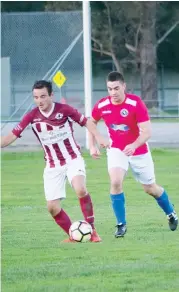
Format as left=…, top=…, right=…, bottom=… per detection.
left=107, top=81, right=126, bottom=104
left=33, top=87, right=53, bottom=112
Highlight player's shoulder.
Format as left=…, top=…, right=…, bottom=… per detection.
left=24, top=106, right=39, bottom=119
left=30, top=106, right=39, bottom=114
left=54, top=102, right=73, bottom=111
left=54, top=102, right=79, bottom=117
left=95, top=96, right=111, bottom=109
left=125, top=93, right=144, bottom=106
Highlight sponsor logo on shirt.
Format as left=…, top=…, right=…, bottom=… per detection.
left=110, top=124, right=129, bottom=131
left=102, top=110, right=112, bottom=114
left=41, top=130, right=68, bottom=143
left=55, top=113, right=63, bottom=119
left=120, top=109, right=129, bottom=117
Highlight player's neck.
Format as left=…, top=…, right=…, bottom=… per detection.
left=39, top=102, right=54, bottom=114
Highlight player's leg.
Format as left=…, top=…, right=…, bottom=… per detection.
left=107, top=148, right=129, bottom=237
left=43, top=166, right=72, bottom=237
left=67, top=157, right=101, bottom=242
left=47, top=199, right=72, bottom=235
left=142, top=183, right=178, bottom=231
left=130, top=152, right=178, bottom=231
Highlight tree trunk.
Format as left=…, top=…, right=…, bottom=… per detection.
left=139, top=2, right=158, bottom=108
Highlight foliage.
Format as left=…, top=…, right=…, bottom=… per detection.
left=1, top=1, right=178, bottom=70
left=1, top=1, right=45, bottom=12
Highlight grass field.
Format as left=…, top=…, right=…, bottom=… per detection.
left=1, top=149, right=179, bottom=292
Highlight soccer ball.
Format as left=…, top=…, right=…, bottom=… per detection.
left=69, top=220, right=93, bottom=243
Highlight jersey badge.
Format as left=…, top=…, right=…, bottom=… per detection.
left=120, top=109, right=128, bottom=117
left=55, top=113, right=63, bottom=119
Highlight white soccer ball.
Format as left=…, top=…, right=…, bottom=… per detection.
left=69, top=220, right=93, bottom=243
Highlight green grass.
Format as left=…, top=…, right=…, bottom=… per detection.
left=1, top=149, right=179, bottom=292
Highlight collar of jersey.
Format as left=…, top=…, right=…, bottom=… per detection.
left=39, top=102, right=55, bottom=118
left=110, top=95, right=127, bottom=106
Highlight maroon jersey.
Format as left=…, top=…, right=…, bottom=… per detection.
left=12, top=103, right=87, bottom=167
left=92, top=93, right=150, bottom=155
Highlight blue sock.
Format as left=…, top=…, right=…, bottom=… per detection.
left=110, top=193, right=126, bottom=224
left=155, top=190, right=174, bottom=215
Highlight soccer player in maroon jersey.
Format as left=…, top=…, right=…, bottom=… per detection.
left=89, top=71, right=178, bottom=237
left=1, top=80, right=110, bottom=243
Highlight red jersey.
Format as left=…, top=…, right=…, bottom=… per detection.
left=92, top=93, right=150, bottom=155
left=12, top=103, right=87, bottom=167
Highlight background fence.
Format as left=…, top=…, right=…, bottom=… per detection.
left=1, top=11, right=84, bottom=123
left=1, top=11, right=179, bottom=149
left=1, top=12, right=179, bottom=125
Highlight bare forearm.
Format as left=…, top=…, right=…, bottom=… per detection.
left=88, top=131, right=96, bottom=148
left=1, top=133, right=17, bottom=148
left=85, top=119, right=109, bottom=149
left=133, top=132, right=151, bottom=149
left=86, top=119, right=100, bottom=139
left=1, top=137, right=10, bottom=148
left=86, top=119, right=102, bottom=148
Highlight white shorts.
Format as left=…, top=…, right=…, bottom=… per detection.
left=107, top=147, right=155, bottom=185
left=43, top=156, right=86, bottom=201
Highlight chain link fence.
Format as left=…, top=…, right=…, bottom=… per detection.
left=1, top=11, right=85, bottom=125
left=1, top=11, right=179, bottom=130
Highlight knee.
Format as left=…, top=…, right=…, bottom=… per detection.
left=143, top=183, right=163, bottom=198
left=47, top=201, right=61, bottom=217
left=110, top=179, right=123, bottom=194
left=143, top=184, right=156, bottom=196
left=74, top=185, right=87, bottom=198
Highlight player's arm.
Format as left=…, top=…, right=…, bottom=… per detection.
left=66, top=104, right=109, bottom=148
left=88, top=102, right=107, bottom=158
left=88, top=101, right=102, bottom=148
left=123, top=98, right=151, bottom=156
left=88, top=117, right=99, bottom=149
left=123, top=120, right=151, bottom=156
left=133, top=120, right=152, bottom=149
left=132, top=98, right=152, bottom=148
left=1, top=112, right=32, bottom=148
left=85, top=118, right=109, bottom=148
left=87, top=117, right=101, bottom=159
left=1, top=132, right=18, bottom=148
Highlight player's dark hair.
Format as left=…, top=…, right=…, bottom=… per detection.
left=32, top=80, right=53, bottom=95
left=107, top=71, right=125, bottom=83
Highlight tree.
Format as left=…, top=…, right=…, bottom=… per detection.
left=156, top=2, right=179, bottom=70
left=3, top=1, right=178, bottom=107
left=91, top=2, right=139, bottom=74
left=44, top=1, right=81, bottom=11
left=139, top=2, right=158, bottom=108
left=91, top=1, right=179, bottom=108
left=1, top=1, right=45, bottom=12
left=125, top=2, right=179, bottom=107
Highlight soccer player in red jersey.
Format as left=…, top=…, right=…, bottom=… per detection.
left=1, top=80, right=110, bottom=243
left=89, top=71, right=178, bottom=237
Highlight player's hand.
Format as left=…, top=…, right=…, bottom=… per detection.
left=95, top=135, right=110, bottom=149
left=123, top=143, right=136, bottom=156
left=90, top=146, right=101, bottom=159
